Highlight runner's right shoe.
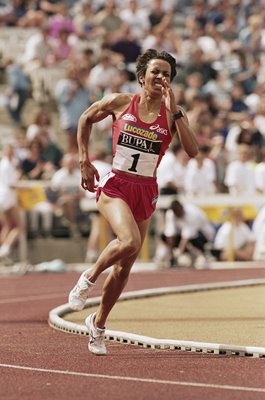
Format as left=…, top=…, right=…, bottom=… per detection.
left=86, top=313, right=107, bottom=356
left=68, top=272, right=95, bottom=311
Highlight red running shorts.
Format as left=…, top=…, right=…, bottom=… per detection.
left=96, top=169, right=158, bottom=222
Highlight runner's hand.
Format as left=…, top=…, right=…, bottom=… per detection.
left=161, top=77, right=177, bottom=114
left=80, top=161, right=100, bottom=192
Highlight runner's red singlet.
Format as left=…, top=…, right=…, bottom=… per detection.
left=112, top=94, right=172, bottom=177
left=96, top=95, right=173, bottom=221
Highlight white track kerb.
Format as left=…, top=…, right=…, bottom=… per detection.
left=48, top=279, right=265, bottom=358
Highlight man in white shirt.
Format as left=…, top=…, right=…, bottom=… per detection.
left=154, top=199, right=215, bottom=268
left=157, top=143, right=189, bottom=195
left=51, top=152, right=83, bottom=235
left=184, top=145, right=216, bottom=195
left=87, top=51, right=120, bottom=93
left=224, top=144, right=256, bottom=195
left=120, top=0, right=150, bottom=40
left=213, top=208, right=255, bottom=261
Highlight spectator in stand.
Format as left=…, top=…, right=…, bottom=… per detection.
left=48, top=27, right=76, bottom=64
left=202, top=70, right=232, bottom=109
left=186, top=0, right=207, bottom=30
left=195, top=121, right=215, bottom=147
left=238, top=13, right=264, bottom=54
left=15, top=1, right=46, bottom=27
left=255, top=148, right=265, bottom=193
left=205, top=1, right=224, bottom=26
left=38, top=0, right=63, bottom=17
left=197, top=22, right=229, bottom=63
left=225, top=115, right=259, bottom=162
left=26, top=109, right=57, bottom=143
left=0, top=144, right=23, bottom=259
left=72, top=0, right=103, bottom=41
left=185, top=71, right=204, bottom=104
left=119, top=0, right=150, bottom=41
left=20, top=130, right=63, bottom=180
left=141, top=28, right=176, bottom=54
left=74, top=47, right=95, bottom=72
left=218, top=11, right=239, bottom=45
left=94, top=0, right=124, bottom=44
left=13, top=129, right=30, bottom=163
left=87, top=50, right=120, bottom=95
left=173, top=84, right=186, bottom=108
left=212, top=208, right=255, bottom=262
left=22, top=23, right=51, bottom=67
left=110, top=24, right=142, bottom=65
left=20, top=138, right=46, bottom=180
left=184, top=145, right=217, bottom=195
left=50, top=152, right=84, bottom=237
left=24, top=114, right=63, bottom=178
left=54, top=63, right=93, bottom=153
left=224, top=144, right=256, bottom=195
left=22, top=23, right=56, bottom=103
left=47, top=2, right=75, bottom=39
left=185, top=95, right=212, bottom=130
left=154, top=199, right=215, bottom=268
left=19, top=138, right=54, bottom=238
left=231, top=51, right=261, bottom=96
left=157, top=142, right=189, bottom=195
left=236, top=121, right=263, bottom=162
left=0, top=0, right=29, bottom=26
left=147, top=0, right=173, bottom=34
left=183, top=46, right=217, bottom=86
left=227, top=82, right=249, bottom=122
left=4, top=58, right=30, bottom=127
left=37, top=127, right=63, bottom=176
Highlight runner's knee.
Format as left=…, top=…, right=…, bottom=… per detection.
left=122, top=236, right=141, bottom=256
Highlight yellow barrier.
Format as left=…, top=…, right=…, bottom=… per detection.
left=16, top=185, right=47, bottom=210
left=14, top=182, right=265, bottom=263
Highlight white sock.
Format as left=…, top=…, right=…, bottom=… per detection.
left=84, top=276, right=95, bottom=286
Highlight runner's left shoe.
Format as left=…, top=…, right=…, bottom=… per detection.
left=86, top=313, right=107, bottom=356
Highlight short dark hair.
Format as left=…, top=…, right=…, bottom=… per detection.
left=136, top=48, right=177, bottom=85
left=170, top=199, right=184, bottom=218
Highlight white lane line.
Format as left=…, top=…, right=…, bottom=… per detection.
left=0, top=363, right=265, bottom=393
left=0, top=293, right=67, bottom=304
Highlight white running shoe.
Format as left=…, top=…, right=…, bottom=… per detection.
left=68, top=272, right=95, bottom=311
left=0, top=244, right=11, bottom=259
left=86, top=313, right=107, bottom=356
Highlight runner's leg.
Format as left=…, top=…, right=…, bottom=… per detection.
left=85, top=193, right=143, bottom=282
left=94, top=218, right=149, bottom=329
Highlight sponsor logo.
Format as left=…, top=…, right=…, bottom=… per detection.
left=150, top=124, right=168, bottom=135
left=152, top=195, right=158, bottom=205
left=122, top=113, right=137, bottom=122
left=124, top=123, right=158, bottom=140
left=118, top=132, right=161, bottom=154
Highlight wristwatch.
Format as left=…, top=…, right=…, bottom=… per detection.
left=172, top=110, right=184, bottom=121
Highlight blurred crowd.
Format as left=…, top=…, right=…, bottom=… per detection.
left=1, top=0, right=265, bottom=265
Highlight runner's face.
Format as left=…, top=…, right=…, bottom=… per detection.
left=142, top=59, right=171, bottom=96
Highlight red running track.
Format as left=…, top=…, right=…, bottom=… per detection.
left=1, top=267, right=265, bottom=400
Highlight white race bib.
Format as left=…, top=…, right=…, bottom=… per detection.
left=113, top=132, right=162, bottom=177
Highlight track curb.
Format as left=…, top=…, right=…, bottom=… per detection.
left=48, top=278, right=265, bottom=358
